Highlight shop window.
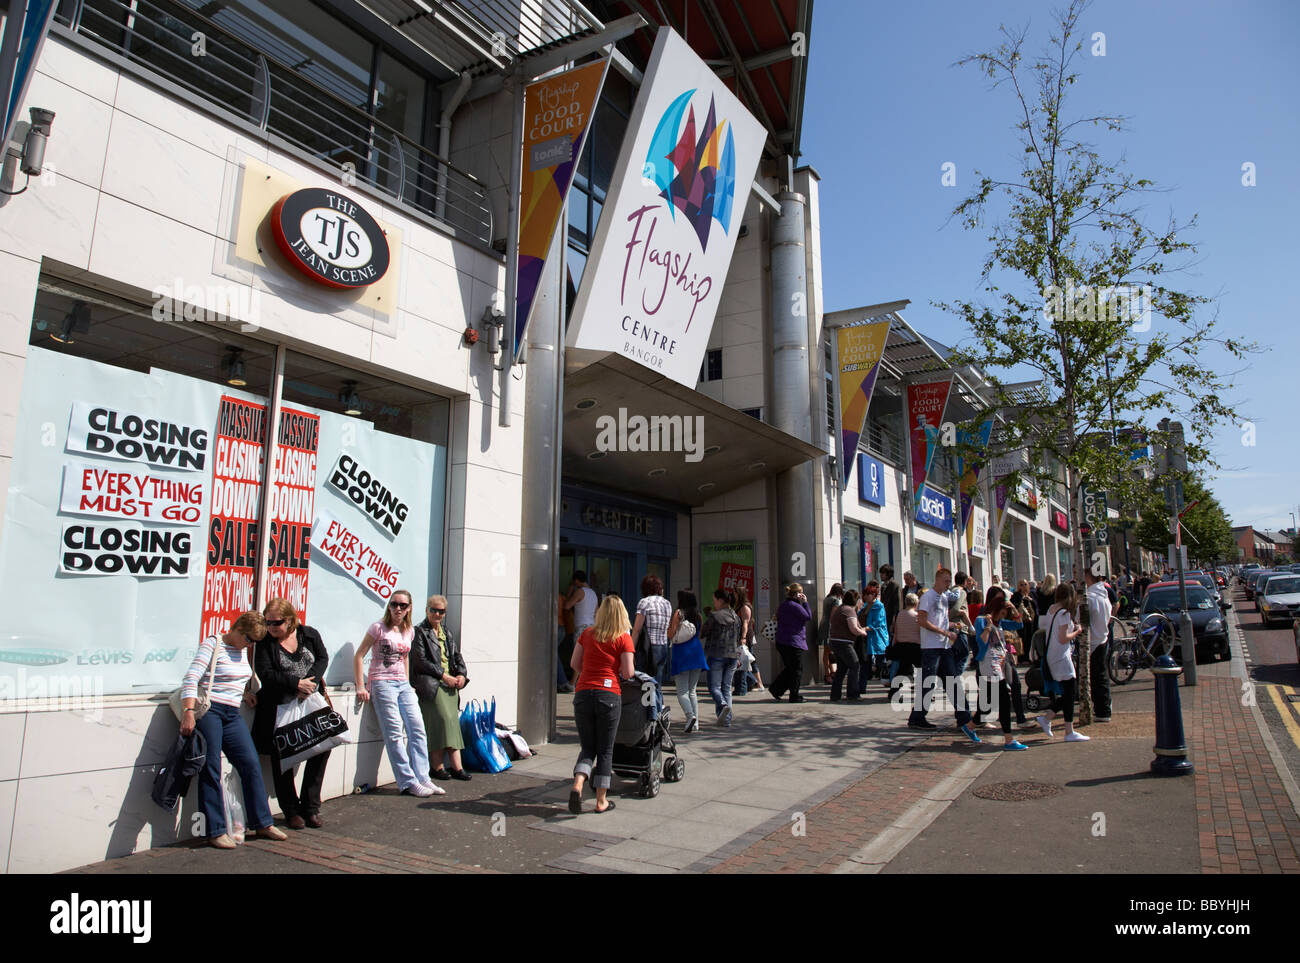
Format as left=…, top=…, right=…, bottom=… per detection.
left=0, top=276, right=448, bottom=697
left=704, top=349, right=723, bottom=382
left=841, top=522, right=862, bottom=591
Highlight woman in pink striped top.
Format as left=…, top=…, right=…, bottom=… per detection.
left=179, top=611, right=288, bottom=848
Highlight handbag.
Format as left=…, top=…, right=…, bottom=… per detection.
left=168, top=637, right=219, bottom=722
left=460, top=698, right=512, bottom=773
left=272, top=690, right=352, bottom=773
left=671, top=617, right=696, bottom=645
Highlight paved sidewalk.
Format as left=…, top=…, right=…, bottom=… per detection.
left=68, top=612, right=1300, bottom=874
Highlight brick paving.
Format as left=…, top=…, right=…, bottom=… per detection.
left=1190, top=675, right=1300, bottom=874
left=707, top=736, right=982, bottom=874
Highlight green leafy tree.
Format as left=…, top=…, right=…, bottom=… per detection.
left=939, top=0, right=1254, bottom=721
left=1134, top=475, right=1236, bottom=565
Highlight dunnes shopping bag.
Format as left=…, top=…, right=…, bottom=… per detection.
left=273, top=691, right=353, bottom=773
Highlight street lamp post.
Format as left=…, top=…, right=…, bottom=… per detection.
left=1104, top=351, right=1132, bottom=578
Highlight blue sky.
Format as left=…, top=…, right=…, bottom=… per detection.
left=802, top=0, right=1300, bottom=532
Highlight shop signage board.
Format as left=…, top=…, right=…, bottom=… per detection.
left=1051, top=506, right=1070, bottom=534
left=265, top=408, right=321, bottom=617
left=200, top=396, right=269, bottom=642
left=515, top=58, right=610, bottom=359
left=270, top=188, right=390, bottom=289
left=700, top=540, right=755, bottom=600
left=311, top=507, right=400, bottom=601
left=66, top=401, right=209, bottom=471
left=1080, top=483, right=1109, bottom=547
left=59, top=463, right=204, bottom=526
left=905, top=377, right=953, bottom=497
left=836, top=322, right=890, bottom=486
left=328, top=452, right=408, bottom=537
left=857, top=452, right=886, bottom=507
left=59, top=522, right=192, bottom=578
left=566, top=27, right=767, bottom=386
left=914, top=483, right=954, bottom=533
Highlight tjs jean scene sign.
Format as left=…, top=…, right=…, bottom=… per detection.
left=566, top=27, right=766, bottom=387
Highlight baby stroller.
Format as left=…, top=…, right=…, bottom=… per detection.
left=612, top=671, right=686, bottom=798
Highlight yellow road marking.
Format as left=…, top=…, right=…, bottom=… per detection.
left=1265, top=684, right=1300, bottom=754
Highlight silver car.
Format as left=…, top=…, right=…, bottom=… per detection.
left=1259, top=574, right=1300, bottom=628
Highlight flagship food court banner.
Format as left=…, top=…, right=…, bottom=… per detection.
left=566, top=27, right=767, bottom=387
left=905, top=376, right=953, bottom=496
left=0, top=346, right=444, bottom=696
left=514, top=58, right=609, bottom=359
left=835, top=321, right=889, bottom=487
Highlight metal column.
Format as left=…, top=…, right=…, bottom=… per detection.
left=515, top=215, right=566, bottom=743
left=770, top=189, right=815, bottom=594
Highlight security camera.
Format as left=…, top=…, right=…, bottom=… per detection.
left=21, top=107, right=55, bottom=177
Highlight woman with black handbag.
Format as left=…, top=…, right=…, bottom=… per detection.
left=412, top=594, right=472, bottom=782
left=253, top=598, right=331, bottom=829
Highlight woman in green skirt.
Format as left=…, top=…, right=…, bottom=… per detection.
left=411, top=594, right=472, bottom=781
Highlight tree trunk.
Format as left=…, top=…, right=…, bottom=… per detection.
left=1067, top=465, right=1094, bottom=726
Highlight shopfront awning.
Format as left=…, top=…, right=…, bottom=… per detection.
left=562, top=354, right=824, bottom=506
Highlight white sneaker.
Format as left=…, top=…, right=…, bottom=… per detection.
left=1036, top=715, right=1053, bottom=738
left=1064, top=731, right=1090, bottom=743
left=403, top=784, right=435, bottom=797
left=421, top=780, right=447, bottom=795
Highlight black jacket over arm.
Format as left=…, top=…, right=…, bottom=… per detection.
left=252, top=625, right=328, bottom=754
left=411, top=618, right=469, bottom=701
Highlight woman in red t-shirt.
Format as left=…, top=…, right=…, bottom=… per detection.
left=568, top=594, right=636, bottom=814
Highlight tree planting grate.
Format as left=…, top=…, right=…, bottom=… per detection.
left=973, top=780, right=1064, bottom=801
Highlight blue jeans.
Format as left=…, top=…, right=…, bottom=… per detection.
left=195, top=702, right=274, bottom=838
left=906, top=648, right=971, bottom=727
left=650, top=644, right=670, bottom=713
left=369, top=679, right=430, bottom=790
left=674, top=668, right=702, bottom=721
left=707, top=657, right=738, bottom=716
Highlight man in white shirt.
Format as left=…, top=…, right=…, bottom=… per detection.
left=1085, top=570, right=1113, bottom=722
left=907, top=567, right=979, bottom=742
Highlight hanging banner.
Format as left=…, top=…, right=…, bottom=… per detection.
left=906, top=376, right=953, bottom=496
left=968, top=506, right=990, bottom=558
left=956, top=418, right=995, bottom=533
left=311, top=507, right=400, bottom=601
left=566, top=27, right=767, bottom=386
left=992, top=483, right=1009, bottom=547
left=265, top=408, right=321, bottom=619
left=59, top=463, right=205, bottom=526
left=836, top=321, right=890, bottom=486
left=199, top=396, right=268, bottom=641
left=515, top=58, right=610, bottom=358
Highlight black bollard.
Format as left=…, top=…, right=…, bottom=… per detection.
left=1150, top=655, right=1194, bottom=776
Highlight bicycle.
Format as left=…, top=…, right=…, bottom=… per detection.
left=1107, top=611, right=1176, bottom=685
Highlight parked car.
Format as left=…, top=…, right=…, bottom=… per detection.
left=1245, top=569, right=1275, bottom=602
left=1141, top=582, right=1230, bottom=661
left=1258, top=574, right=1300, bottom=628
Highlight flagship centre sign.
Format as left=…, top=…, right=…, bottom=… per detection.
left=566, top=27, right=766, bottom=386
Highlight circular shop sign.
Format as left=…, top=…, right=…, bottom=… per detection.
left=270, top=188, right=390, bottom=289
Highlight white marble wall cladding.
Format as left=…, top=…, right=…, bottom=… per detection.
left=0, top=38, right=525, bottom=872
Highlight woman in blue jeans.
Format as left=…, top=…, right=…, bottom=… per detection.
left=700, top=589, right=742, bottom=726
left=354, top=590, right=442, bottom=798
left=667, top=590, right=709, bottom=732
left=179, top=611, right=288, bottom=848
